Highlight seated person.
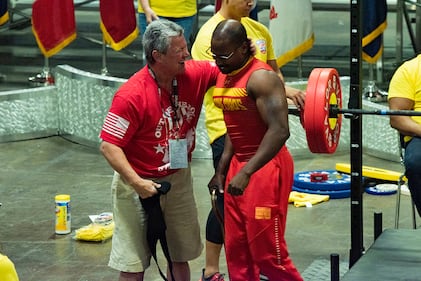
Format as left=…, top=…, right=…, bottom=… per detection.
left=388, top=54, right=421, bottom=217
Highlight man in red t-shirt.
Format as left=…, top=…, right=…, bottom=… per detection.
left=100, top=19, right=219, bottom=281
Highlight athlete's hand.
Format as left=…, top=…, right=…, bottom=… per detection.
left=208, top=173, right=225, bottom=195
left=227, top=170, right=250, bottom=196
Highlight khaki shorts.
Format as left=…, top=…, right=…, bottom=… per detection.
left=108, top=166, right=203, bottom=273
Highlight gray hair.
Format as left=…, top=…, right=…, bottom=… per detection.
left=142, top=19, right=184, bottom=64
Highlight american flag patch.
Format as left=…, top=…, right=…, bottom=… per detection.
left=102, top=112, right=130, bottom=139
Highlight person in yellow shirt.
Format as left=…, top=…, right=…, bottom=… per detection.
left=0, top=254, right=19, bottom=281
left=388, top=54, right=421, bottom=217
left=191, top=1, right=306, bottom=280
left=138, top=0, right=197, bottom=46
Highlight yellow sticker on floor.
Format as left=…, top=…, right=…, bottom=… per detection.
left=255, top=207, right=271, bottom=219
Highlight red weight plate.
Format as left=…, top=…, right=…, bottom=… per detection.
left=312, top=68, right=330, bottom=152
left=329, top=69, right=342, bottom=152
left=317, top=68, right=342, bottom=153
left=304, top=68, right=323, bottom=152
left=305, top=68, right=321, bottom=152
left=304, top=68, right=342, bottom=153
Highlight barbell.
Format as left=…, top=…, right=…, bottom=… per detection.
left=288, top=68, right=421, bottom=154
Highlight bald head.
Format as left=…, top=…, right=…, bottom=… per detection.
left=210, top=19, right=252, bottom=74
left=212, top=19, right=248, bottom=47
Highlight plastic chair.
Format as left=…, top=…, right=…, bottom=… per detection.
left=394, top=134, right=417, bottom=229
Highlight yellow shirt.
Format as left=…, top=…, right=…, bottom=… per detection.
left=191, top=13, right=276, bottom=144
left=388, top=54, right=421, bottom=142
left=137, top=0, right=196, bottom=18
left=0, top=254, right=19, bottom=281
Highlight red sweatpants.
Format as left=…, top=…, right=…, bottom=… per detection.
left=224, top=147, right=303, bottom=281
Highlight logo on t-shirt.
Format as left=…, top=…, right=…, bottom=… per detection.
left=154, top=102, right=197, bottom=172
left=256, top=39, right=267, bottom=55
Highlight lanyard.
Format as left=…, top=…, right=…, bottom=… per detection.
left=148, top=65, right=188, bottom=168
left=148, top=65, right=180, bottom=137
left=171, top=79, right=179, bottom=122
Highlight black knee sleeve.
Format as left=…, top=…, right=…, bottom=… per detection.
left=205, top=193, right=224, bottom=244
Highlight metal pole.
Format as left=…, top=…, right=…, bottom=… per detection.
left=332, top=107, right=421, bottom=116
left=363, top=64, right=377, bottom=100
left=368, top=63, right=374, bottom=81
left=416, top=0, right=421, bottom=52
left=43, top=56, right=54, bottom=85
left=297, top=56, right=303, bottom=80
left=403, top=0, right=418, bottom=53
left=101, top=37, right=109, bottom=76
left=396, top=0, right=403, bottom=63
left=349, top=0, right=364, bottom=268
left=374, top=212, right=383, bottom=240
left=376, top=36, right=384, bottom=83
left=330, top=253, right=340, bottom=281
left=288, top=105, right=421, bottom=117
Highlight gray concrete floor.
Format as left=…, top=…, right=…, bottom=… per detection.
left=0, top=136, right=417, bottom=281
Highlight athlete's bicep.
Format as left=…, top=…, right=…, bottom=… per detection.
left=247, top=70, right=287, bottom=124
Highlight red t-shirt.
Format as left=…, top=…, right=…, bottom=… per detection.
left=100, top=60, right=219, bottom=178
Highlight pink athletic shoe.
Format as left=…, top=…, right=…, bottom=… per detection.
left=199, top=269, right=225, bottom=281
